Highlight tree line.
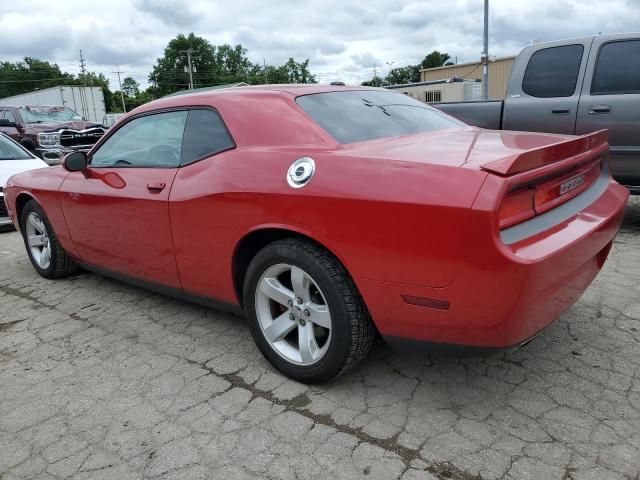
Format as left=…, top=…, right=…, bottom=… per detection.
left=0, top=33, right=317, bottom=113
left=361, top=51, right=453, bottom=87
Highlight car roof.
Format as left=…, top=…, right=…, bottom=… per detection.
left=135, top=84, right=380, bottom=113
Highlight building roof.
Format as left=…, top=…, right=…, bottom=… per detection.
left=386, top=78, right=481, bottom=89
left=419, top=56, right=516, bottom=73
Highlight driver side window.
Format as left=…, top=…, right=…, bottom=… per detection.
left=91, top=110, right=188, bottom=168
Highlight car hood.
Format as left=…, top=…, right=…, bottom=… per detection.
left=23, top=121, right=104, bottom=134
left=0, top=158, right=48, bottom=186
left=339, top=127, right=576, bottom=170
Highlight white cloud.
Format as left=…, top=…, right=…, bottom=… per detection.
left=1, top=0, right=639, bottom=89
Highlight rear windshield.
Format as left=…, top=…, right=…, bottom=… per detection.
left=296, top=90, right=464, bottom=144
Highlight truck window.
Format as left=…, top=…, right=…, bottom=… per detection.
left=591, top=40, right=640, bottom=95
left=522, top=45, right=584, bottom=98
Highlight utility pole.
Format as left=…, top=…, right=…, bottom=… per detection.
left=482, top=0, right=489, bottom=100
left=112, top=70, right=126, bottom=113
left=263, top=58, right=268, bottom=84
left=79, top=50, right=87, bottom=80
left=181, top=49, right=195, bottom=89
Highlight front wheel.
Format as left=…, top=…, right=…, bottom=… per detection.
left=21, top=200, right=78, bottom=278
left=243, top=239, right=375, bottom=383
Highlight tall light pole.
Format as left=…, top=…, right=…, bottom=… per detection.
left=482, top=0, right=489, bottom=100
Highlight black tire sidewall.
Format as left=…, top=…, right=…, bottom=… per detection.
left=244, top=241, right=353, bottom=383
left=20, top=200, right=57, bottom=278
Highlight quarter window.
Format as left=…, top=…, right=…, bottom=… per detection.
left=591, top=40, right=640, bottom=95
left=180, top=109, right=234, bottom=165
left=91, top=110, right=188, bottom=168
left=522, top=45, right=584, bottom=98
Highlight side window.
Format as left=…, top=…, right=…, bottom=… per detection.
left=591, top=40, right=640, bottom=95
left=180, top=109, right=234, bottom=165
left=4, top=110, right=16, bottom=123
left=91, top=110, right=188, bottom=168
left=522, top=45, right=584, bottom=98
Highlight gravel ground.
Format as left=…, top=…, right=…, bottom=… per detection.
left=0, top=197, right=639, bottom=480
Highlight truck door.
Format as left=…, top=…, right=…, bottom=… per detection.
left=576, top=35, right=640, bottom=190
left=502, top=39, right=592, bottom=135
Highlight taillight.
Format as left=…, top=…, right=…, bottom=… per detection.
left=499, top=188, right=535, bottom=229
left=534, top=162, right=600, bottom=214
left=498, top=161, right=601, bottom=230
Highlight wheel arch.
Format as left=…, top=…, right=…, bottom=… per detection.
left=232, top=225, right=357, bottom=308
left=14, top=192, right=37, bottom=231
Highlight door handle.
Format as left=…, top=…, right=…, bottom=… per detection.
left=147, top=182, right=166, bottom=192
left=589, top=104, right=611, bottom=114
left=551, top=106, right=570, bottom=114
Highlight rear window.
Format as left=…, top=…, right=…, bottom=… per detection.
left=591, top=40, right=640, bottom=95
left=522, top=44, right=584, bottom=98
left=295, top=91, right=464, bottom=144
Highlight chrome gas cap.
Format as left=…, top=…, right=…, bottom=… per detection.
left=287, top=157, right=315, bottom=188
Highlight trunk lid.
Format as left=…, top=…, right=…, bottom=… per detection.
left=340, top=127, right=603, bottom=172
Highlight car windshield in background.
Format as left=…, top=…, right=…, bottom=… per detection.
left=296, top=90, right=465, bottom=144
left=0, top=135, right=32, bottom=160
left=18, top=106, right=82, bottom=124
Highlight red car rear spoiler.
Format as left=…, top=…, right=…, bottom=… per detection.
left=480, top=129, right=609, bottom=176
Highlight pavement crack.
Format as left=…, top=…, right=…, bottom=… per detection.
left=188, top=359, right=483, bottom=480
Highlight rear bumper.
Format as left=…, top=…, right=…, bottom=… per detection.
left=358, top=177, right=628, bottom=349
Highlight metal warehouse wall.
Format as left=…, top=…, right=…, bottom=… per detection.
left=420, top=56, right=515, bottom=100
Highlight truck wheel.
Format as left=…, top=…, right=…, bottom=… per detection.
left=20, top=200, right=78, bottom=278
left=243, top=239, right=375, bottom=384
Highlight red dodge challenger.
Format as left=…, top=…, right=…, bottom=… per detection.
left=2, top=85, right=629, bottom=383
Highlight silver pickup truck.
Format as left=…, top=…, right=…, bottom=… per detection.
left=434, top=33, right=640, bottom=193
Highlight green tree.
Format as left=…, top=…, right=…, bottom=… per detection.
left=150, top=33, right=318, bottom=95
left=385, top=65, right=421, bottom=85
left=121, top=76, right=140, bottom=97
left=0, top=58, right=117, bottom=114
left=420, top=51, right=452, bottom=70
left=0, top=57, right=75, bottom=98
left=361, top=50, right=453, bottom=86
left=149, top=33, right=221, bottom=96
left=361, top=76, right=385, bottom=87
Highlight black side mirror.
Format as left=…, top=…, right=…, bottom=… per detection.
left=0, top=118, right=17, bottom=128
left=63, top=151, right=88, bottom=172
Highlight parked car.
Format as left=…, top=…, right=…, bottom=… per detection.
left=0, top=132, right=48, bottom=230
left=0, top=105, right=106, bottom=165
left=433, top=33, right=640, bottom=193
left=2, top=86, right=628, bottom=383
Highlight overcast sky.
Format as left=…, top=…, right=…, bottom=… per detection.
left=1, top=0, right=639, bottom=90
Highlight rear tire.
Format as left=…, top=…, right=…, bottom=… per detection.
left=21, top=200, right=78, bottom=278
left=243, top=238, right=375, bottom=383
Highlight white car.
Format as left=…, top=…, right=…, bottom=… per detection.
left=1, top=133, right=48, bottom=229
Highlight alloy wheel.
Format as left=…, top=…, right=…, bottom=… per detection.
left=255, top=263, right=332, bottom=365
left=25, top=212, right=51, bottom=269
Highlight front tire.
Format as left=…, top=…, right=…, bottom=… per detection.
left=243, top=239, right=375, bottom=383
left=21, top=200, right=78, bottom=278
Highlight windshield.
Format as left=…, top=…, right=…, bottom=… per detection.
left=0, top=135, right=33, bottom=160
left=296, top=90, right=465, bottom=144
left=18, top=106, right=82, bottom=124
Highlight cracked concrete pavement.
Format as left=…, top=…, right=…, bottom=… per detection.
left=1, top=197, right=639, bottom=480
